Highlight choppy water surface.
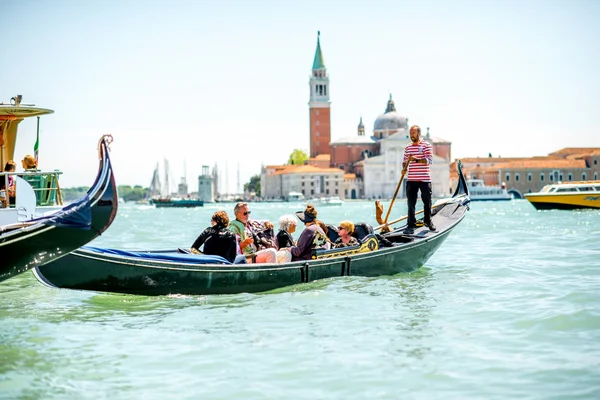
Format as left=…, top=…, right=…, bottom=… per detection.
left=1, top=200, right=599, bottom=399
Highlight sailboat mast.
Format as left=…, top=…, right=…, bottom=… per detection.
left=164, top=158, right=170, bottom=197
left=148, top=162, right=161, bottom=199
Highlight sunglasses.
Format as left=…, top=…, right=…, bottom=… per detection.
left=338, top=226, right=345, bottom=230
left=243, top=211, right=251, bottom=216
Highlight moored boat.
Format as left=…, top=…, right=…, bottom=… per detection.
left=524, top=181, right=600, bottom=210
left=33, top=162, right=470, bottom=296
left=287, top=191, right=305, bottom=202
left=467, top=179, right=511, bottom=201
left=307, top=196, right=344, bottom=206
left=146, top=160, right=204, bottom=208
left=149, top=197, right=204, bottom=208
left=0, top=133, right=118, bottom=282
left=0, top=97, right=65, bottom=224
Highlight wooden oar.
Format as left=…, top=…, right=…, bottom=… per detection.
left=379, top=168, right=407, bottom=232
left=374, top=194, right=467, bottom=232
left=375, top=209, right=421, bottom=232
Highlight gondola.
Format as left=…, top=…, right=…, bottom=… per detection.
left=33, top=162, right=470, bottom=296
left=0, top=135, right=118, bottom=282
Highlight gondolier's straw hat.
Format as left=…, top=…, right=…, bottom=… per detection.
left=296, top=204, right=317, bottom=223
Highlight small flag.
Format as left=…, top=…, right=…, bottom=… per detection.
left=34, top=117, right=40, bottom=167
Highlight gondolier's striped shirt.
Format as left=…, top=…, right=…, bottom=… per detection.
left=403, top=140, right=433, bottom=182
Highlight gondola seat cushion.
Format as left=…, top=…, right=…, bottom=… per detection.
left=326, top=224, right=339, bottom=243
left=352, top=222, right=374, bottom=242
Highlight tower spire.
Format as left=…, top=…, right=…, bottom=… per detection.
left=358, top=117, right=365, bottom=136
left=312, top=31, right=325, bottom=69
left=385, top=94, right=396, bottom=113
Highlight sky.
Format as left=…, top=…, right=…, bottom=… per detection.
left=4, top=0, right=599, bottom=193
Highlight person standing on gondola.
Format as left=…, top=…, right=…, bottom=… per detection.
left=402, top=125, right=435, bottom=234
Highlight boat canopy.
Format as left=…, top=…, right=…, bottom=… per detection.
left=82, top=246, right=233, bottom=265
left=0, top=101, right=54, bottom=167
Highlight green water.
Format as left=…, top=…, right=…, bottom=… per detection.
left=1, top=200, right=599, bottom=399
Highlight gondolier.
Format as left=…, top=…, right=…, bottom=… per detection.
left=403, top=125, right=435, bottom=234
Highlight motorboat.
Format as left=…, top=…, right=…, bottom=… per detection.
left=0, top=97, right=64, bottom=225
left=287, top=191, right=305, bottom=202
left=467, top=179, right=511, bottom=201
left=524, top=181, right=600, bottom=210
left=308, top=196, right=344, bottom=206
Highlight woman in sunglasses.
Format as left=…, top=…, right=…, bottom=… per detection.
left=333, top=220, right=359, bottom=248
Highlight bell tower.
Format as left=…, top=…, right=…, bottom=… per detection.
left=308, top=31, right=331, bottom=158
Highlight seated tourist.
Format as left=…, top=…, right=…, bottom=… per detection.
left=277, top=214, right=297, bottom=249
left=283, top=204, right=327, bottom=261
left=228, top=202, right=290, bottom=263
left=315, top=220, right=333, bottom=250
left=0, top=161, right=16, bottom=207
left=334, top=220, right=360, bottom=248
left=22, top=155, right=37, bottom=171
left=190, top=211, right=237, bottom=263
left=249, top=219, right=277, bottom=250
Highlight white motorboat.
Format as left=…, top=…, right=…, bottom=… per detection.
left=308, top=196, right=344, bottom=206
left=467, top=179, right=511, bottom=201
left=287, top=191, right=305, bottom=202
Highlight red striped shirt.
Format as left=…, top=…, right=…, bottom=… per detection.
left=403, top=140, right=433, bottom=182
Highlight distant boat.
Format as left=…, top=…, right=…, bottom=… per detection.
left=146, top=160, right=203, bottom=208
left=287, top=191, right=305, bottom=202
left=150, top=197, right=204, bottom=208
left=467, top=179, right=511, bottom=201
left=308, top=196, right=344, bottom=206
left=524, top=180, right=600, bottom=210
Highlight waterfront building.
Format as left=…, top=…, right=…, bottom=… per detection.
left=197, top=165, right=214, bottom=203
left=177, top=177, right=188, bottom=197
left=261, top=164, right=344, bottom=201
left=330, top=117, right=378, bottom=174
left=453, top=148, right=600, bottom=198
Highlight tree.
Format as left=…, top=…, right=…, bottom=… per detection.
left=244, top=175, right=261, bottom=196
left=117, top=185, right=147, bottom=201
left=61, top=186, right=89, bottom=202
left=287, top=148, right=308, bottom=166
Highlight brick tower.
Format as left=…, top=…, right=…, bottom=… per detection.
left=308, top=31, right=331, bottom=158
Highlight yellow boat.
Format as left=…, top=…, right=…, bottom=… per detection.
left=525, top=181, right=600, bottom=210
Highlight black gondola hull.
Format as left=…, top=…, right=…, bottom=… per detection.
left=34, top=161, right=470, bottom=296
left=0, top=137, right=118, bottom=282
left=34, top=201, right=466, bottom=296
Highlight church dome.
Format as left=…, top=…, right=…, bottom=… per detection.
left=373, top=95, right=407, bottom=132
left=373, top=112, right=407, bottom=131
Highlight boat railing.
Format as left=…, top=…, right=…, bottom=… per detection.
left=0, top=170, right=63, bottom=208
